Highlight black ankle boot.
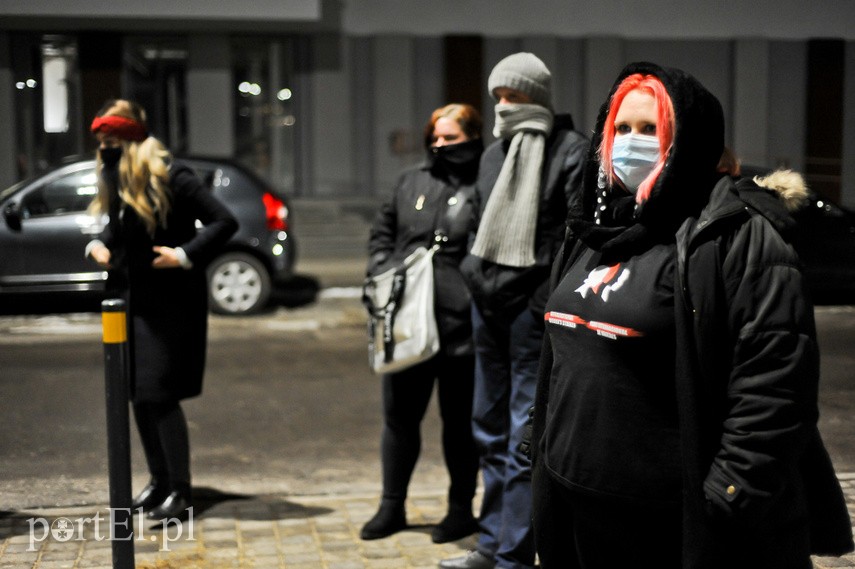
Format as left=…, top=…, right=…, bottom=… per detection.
left=146, top=483, right=191, bottom=521
left=431, top=506, right=478, bottom=543
left=132, top=477, right=170, bottom=511
left=360, top=500, right=406, bottom=540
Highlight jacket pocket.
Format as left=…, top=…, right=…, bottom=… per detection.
left=703, top=461, right=744, bottom=521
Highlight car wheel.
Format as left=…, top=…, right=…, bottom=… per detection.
left=207, top=252, right=272, bottom=315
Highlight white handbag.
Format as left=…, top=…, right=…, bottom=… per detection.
left=363, top=244, right=441, bottom=375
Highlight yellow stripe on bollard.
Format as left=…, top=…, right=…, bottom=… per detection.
left=102, top=311, right=127, bottom=344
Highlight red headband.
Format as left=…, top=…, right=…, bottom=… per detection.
left=90, top=115, right=148, bottom=142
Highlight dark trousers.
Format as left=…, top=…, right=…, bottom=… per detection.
left=380, top=352, right=478, bottom=510
left=471, top=303, right=542, bottom=569
left=132, top=400, right=191, bottom=489
left=532, top=462, right=681, bottom=569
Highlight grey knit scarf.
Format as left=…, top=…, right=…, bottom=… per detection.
left=470, top=103, right=553, bottom=267
left=472, top=104, right=553, bottom=267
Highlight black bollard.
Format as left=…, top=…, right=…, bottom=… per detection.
left=101, top=299, right=135, bottom=569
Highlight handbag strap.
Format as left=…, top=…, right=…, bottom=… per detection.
left=381, top=266, right=408, bottom=362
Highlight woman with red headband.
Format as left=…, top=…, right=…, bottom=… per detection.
left=87, top=99, right=238, bottom=521
left=528, top=63, right=853, bottom=568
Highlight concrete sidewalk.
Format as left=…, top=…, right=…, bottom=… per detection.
left=3, top=477, right=855, bottom=569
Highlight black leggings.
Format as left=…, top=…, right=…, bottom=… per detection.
left=380, top=353, right=478, bottom=508
left=132, top=400, right=191, bottom=488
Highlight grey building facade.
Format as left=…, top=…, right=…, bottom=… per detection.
left=2, top=0, right=855, bottom=207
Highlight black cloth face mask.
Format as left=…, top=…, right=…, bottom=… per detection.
left=99, top=147, right=122, bottom=197
left=430, top=138, right=483, bottom=167
left=99, top=146, right=123, bottom=168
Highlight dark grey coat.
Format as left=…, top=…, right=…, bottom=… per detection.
left=460, top=114, right=588, bottom=319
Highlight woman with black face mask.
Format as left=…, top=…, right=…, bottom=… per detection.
left=86, top=99, right=237, bottom=522
left=361, top=104, right=483, bottom=543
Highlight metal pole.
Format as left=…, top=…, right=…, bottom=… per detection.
left=101, top=298, right=135, bottom=569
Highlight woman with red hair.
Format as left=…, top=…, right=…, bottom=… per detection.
left=529, top=63, right=852, bottom=568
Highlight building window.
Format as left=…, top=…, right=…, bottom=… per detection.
left=232, top=37, right=297, bottom=195
left=12, top=33, right=83, bottom=179
left=124, top=36, right=188, bottom=153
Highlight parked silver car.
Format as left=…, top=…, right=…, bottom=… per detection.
left=0, top=156, right=297, bottom=315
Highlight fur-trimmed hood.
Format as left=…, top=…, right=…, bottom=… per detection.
left=752, top=169, right=809, bottom=212
left=699, top=169, right=810, bottom=244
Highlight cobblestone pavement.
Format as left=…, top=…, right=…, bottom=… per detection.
left=1, top=488, right=477, bottom=569
left=3, top=476, right=855, bottom=569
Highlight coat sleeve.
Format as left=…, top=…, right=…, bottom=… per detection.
left=95, top=192, right=120, bottom=251
left=702, top=214, right=819, bottom=523
left=96, top=216, right=116, bottom=252
left=366, top=173, right=403, bottom=276
left=170, top=166, right=238, bottom=266
left=560, top=134, right=589, bottom=211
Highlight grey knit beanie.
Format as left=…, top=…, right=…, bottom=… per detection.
left=488, top=52, right=552, bottom=108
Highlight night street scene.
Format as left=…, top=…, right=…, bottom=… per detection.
left=3, top=1, right=855, bottom=568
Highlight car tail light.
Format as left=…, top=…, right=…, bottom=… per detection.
left=262, top=192, right=288, bottom=231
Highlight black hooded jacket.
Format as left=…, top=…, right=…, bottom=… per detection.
left=532, top=62, right=853, bottom=567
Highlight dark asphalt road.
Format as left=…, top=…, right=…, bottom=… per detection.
left=0, top=292, right=450, bottom=509
left=1, top=299, right=854, bottom=513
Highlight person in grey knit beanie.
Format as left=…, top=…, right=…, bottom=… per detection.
left=487, top=52, right=552, bottom=109
left=470, top=52, right=555, bottom=268
left=444, top=51, right=589, bottom=569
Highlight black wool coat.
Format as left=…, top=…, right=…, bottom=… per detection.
left=99, top=163, right=238, bottom=402
left=368, top=159, right=479, bottom=356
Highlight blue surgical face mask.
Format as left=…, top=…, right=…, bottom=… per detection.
left=611, top=134, right=660, bottom=193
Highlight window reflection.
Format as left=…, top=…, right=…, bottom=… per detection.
left=232, top=37, right=296, bottom=195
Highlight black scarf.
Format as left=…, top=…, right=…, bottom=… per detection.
left=429, top=138, right=483, bottom=185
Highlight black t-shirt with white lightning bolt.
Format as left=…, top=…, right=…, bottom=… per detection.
left=542, top=241, right=681, bottom=503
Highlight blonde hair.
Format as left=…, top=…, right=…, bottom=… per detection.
left=89, top=99, right=173, bottom=235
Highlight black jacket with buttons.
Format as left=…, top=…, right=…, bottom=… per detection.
left=673, top=175, right=852, bottom=566
left=367, top=157, right=479, bottom=356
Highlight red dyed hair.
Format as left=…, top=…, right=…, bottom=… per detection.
left=599, top=74, right=675, bottom=203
